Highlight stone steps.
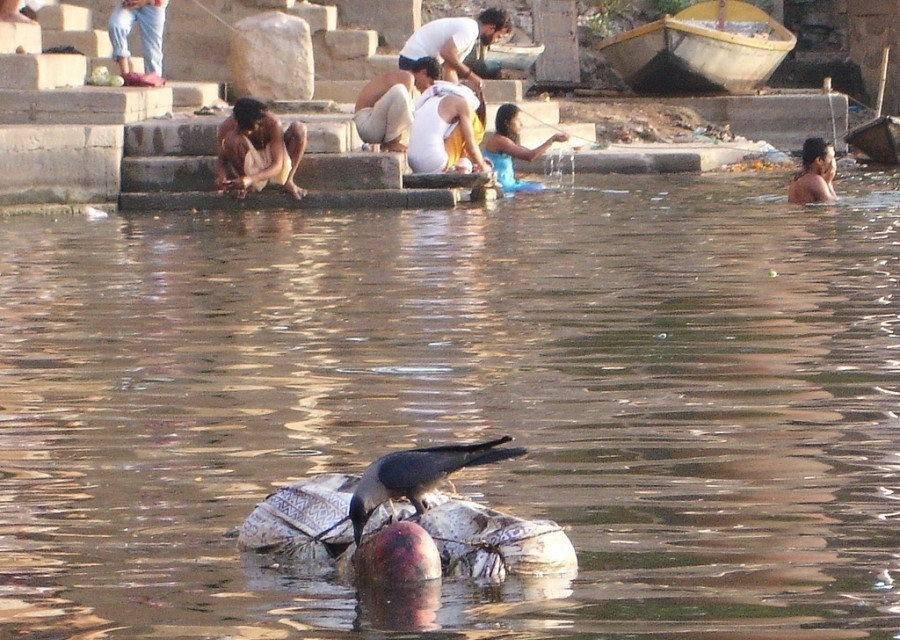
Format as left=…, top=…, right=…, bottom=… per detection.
left=0, top=86, right=173, bottom=124
left=42, top=28, right=112, bottom=57
left=124, top=114, right=361, bottom=156
left=119, top=188, right=457, bottom=212
left=0, top=21, right=42, bottom=54
left=0, top=123, right=123, bottom=208
left=0, top=0, right=223, bottom=119
left=120, top=151, right=406, bottom=193
left=37, top=3, right=91, bottom=31
left=0, top=52, right=86, bottom=90
left=0, top=0, right=593, bottom=212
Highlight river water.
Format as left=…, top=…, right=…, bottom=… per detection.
left=0, top=168, right=897, bottom=639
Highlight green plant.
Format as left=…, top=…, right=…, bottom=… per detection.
left=580, top=0, right=629, bottom=37
left=651, top=0, right=700, bottom=17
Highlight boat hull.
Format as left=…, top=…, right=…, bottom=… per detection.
left=597, top=0, right=796, bottom=95
left=845, top=115, right=900, bottom=164
left=485, top=43, right=545, bottom=72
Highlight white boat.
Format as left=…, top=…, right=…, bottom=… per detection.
left=596, top=0, right=796, bottom=95
left=484, top=43, right=545, bottom=72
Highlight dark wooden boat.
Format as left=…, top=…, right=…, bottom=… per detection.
left=596, top=0, right=796, bottom=95
left=844, top=115, right=900, bottom=164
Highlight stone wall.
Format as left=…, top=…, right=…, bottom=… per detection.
left=831, top=0, right=899, bottom=115
left=0, top=125, right=122, bottom=207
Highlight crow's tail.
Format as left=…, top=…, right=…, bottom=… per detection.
left=416, top=435, right=514, bottom=454
left=465, top=445, right=527, bottom=467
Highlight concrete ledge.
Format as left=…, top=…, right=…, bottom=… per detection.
left=0, top=124, right=122, bottom=206
left=0, top=53, right=86, bottom=90
left=118, top=188, right=458, bottom=212
left=659, top=92, right=849, bottom=153
left=0, top=86, right=172, bottom=124
left=515, top=141, right=765, bottom=174
left=482, top=80, right=525, bottom=104
left=0, top=22, right=41, bottom=54
left=124, top=115, right=358, bottom=156
left=42, top=29, right=113, bottom=57
left=322, top=29, right=378, bottom=59
left=38, top=3, right=92, bottom=31
left=0, top=202, right=116, bottom=216
left=289, top=2, right=337, bottom=32
left=167, top=81, right=222, bottom=108
left=367, top=53, right=401, bottom=75
left=121, top=152, right=405, bottom=192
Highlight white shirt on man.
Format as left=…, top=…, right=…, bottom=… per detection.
left=399, top=17, right=480, bottom=63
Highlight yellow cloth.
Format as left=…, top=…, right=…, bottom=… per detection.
left=443, top=114, right=484, bottom=169
left=242, top=137, right=292, bottom=191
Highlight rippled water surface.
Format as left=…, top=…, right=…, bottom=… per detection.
left=0, top=169, right=898, bottom=639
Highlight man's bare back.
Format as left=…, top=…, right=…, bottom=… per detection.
left=355, top=70, right=415, bottom=112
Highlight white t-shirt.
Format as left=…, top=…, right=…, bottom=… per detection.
left=399, top=17, right=479, bottom=63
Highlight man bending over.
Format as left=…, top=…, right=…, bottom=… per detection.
left=215, top=97, right=307, bottom=201
left=354, top=57, right=440, bottom=152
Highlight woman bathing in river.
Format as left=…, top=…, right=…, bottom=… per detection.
left=482, top=103, right=569, bottom=192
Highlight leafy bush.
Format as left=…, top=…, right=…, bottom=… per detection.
left=579, top=0, right=630, bottom=37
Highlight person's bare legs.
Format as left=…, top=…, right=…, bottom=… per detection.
left=281, top=121, right=308, bottom=200
left=219, top=133, right=251, bottom=200
left=0, top=0, right=36, bottom=23
left=115, top=56, right=132, bottom=76
left=381, top=136, right=407, bottom=153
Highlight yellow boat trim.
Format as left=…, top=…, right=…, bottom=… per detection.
left=676, top=0, right=771, bottom=22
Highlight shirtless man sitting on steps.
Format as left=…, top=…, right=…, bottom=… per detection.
left=354, top=57, right=440, bottom=152
left=215, top=97, right=308, bottom=201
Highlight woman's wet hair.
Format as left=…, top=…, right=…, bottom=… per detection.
left=233, top=97, right=269, bottom=131
left=495, top=103, right=521, bottom=143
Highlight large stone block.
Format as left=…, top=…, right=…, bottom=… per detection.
left=37, top=3, right=92, bottom=31
left=661, top=93, right=849, bottom=153
left=0, top=53, right=86, bottom=90
left=534, top=0, right=580, bottom=85
left=41, top=29, right=113, bottom=57
left=0, top=124, right=122, bottom=206
left=289, top=2, right=336, bottom=33
left=118, top=187, right=457, bottom=212
left=229, top=11, right=314, bottom=102
left=324, top=0, right=420, bottom=50
left=322, top=28, right=377, bottom=59
left=0, top=21, right=41, bottom=54
left=123, top=114, right=358, bottom=156
left=0, top=86, right=172, bottom=124
left=121, top=152, right=404, bottom=191
left=167, top=81, right=222, bottom=108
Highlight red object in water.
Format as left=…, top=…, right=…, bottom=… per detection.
left=354, top=521, right=442, bottom=583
